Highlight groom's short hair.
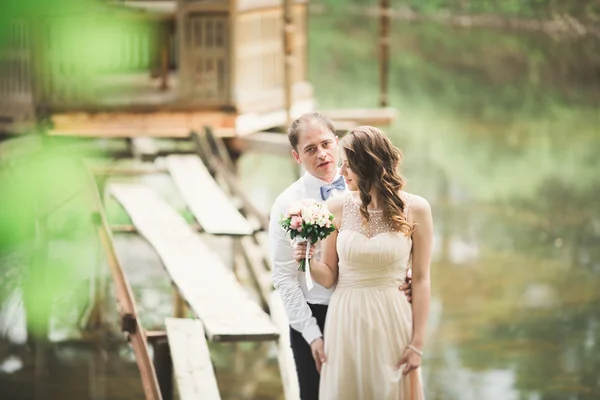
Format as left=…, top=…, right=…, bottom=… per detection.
left=288, top=112, right=336, bottom=151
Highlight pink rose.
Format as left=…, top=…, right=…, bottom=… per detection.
left=325, top=220, right=332, bottom=228
left=290, top=215, right=303, bottom=230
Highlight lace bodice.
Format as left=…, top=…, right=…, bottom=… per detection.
left=335, top=192, right=413, bottom=289
left=339, top=192, right=412, bottom=238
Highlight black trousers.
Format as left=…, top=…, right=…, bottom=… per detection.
left=289, top=303, right=328, bottom=400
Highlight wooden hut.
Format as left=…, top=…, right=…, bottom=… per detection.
left=0, top=0, right=313, bottom=137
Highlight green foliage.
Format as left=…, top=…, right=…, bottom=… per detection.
left=0, top=139, right=103, bottom=338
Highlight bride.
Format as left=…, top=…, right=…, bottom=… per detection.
left=301, top=126, right=433, bottom=399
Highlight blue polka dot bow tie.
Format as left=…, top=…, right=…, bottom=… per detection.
left=320, top=176, right=346, bottom=200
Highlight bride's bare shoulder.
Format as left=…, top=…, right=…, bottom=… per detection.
left=401, top=192, right=432, bottom=217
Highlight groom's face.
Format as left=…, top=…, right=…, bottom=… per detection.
left=292, top=122, right=339, bottom=182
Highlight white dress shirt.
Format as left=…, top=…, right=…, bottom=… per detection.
left=270, top=171, right=344, bottom=344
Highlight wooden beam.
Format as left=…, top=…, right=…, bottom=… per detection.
left=146, top=330, right=168, bottom=341
left=204, top=128, right=237, bottom=173
left=48, top=112, right=234, bottom=138
left=239, top=236, right=272, bottom=310
left=165, top=155, right=254, bottom=236
left=234, top=132, right=291, bottom=156
left=165, top=318, right=221, bottom=400
left=109, top=184, right=279, bottom=342
left=86, top=167, right=163, bottom=400
left=320, top=108, right=397, bottom=126
left=44, top=98, right=317, bottom=139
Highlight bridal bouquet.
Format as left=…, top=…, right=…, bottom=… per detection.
left=280, top=199, right=336, bottom=290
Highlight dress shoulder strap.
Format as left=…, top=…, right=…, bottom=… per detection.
left=403, top=193, right=413, bottom=220
left=339, top=191, right=355, bottom=231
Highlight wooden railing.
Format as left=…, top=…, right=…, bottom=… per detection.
left=85, top=162, right=163, bottom=400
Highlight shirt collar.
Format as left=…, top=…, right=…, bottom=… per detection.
left=303, top=170, right=343, bottom=192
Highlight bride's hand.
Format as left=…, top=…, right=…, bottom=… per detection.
left=396, top=345, right=422, bottom=375
left=293, top=242, right=315, bottom=263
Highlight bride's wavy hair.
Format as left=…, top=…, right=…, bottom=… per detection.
left=340, top=126, right=413, bottom=235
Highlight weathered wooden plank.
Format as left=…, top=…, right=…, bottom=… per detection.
left=269, top=291, right=300, bottom=400
left=165, top=155, right=254, bottom=236
left=198, top=129, right=270, bottom=232
left=165, top=318, right=221, bottom=400
left=109, top=184, right=279, bottom=341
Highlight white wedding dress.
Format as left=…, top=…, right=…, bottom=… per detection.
left=319, top=192, right=425, bottom=399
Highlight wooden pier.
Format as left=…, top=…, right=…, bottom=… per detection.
left=82, top=128, right=306, bottom=400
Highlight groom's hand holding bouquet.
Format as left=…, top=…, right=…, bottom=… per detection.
left=280, top=198, right=336, bottom=290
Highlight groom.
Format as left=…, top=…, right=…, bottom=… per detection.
left=269, top=112, right=412, bottom=399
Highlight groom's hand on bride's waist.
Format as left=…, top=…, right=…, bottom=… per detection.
left=310, top=337, right=327, bottom=374
left=399, top=276, right=412, bottom=303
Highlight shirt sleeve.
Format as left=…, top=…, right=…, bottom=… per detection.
left=269, top=198, right=323, bottom=344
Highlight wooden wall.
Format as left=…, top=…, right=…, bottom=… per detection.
left=180, top=11, right=230, bottom=104
left=235, top=2, right=309, bottom=114
left=0, top=20, right=35, bottom=132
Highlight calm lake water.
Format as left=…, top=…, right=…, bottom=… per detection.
left=1, top=9, right=600, bottom=400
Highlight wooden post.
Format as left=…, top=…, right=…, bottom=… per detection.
left=235, top=343, right=269, bottom=400
left=229, top=0, right=237, bottom=106
left=176, top=0, right=189, bottom=99
left=32, top=203, right=50, bottom=400
left=159, top=22, right=171, bottom=91
left=28, top=213, right=50, bottom=343
left=379, top=0, right=391, bottom=107
left=152, top=337, right=173, bottom=400
left=240, top=236, right=270, bottom=311
left=89, top=344, right=107, bottom=399
left=283, top=0, right=295, bottom=124
left=83, top=174, right=107, bottom=331
left=34, top=338, right=50, bottom=400
left=232, top=237, right=242, bottom=280
left=173, top=286, right=187, bottom=318
left=82, top=254, right=106, bottom=331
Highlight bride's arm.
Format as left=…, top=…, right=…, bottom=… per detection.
left=306, top=196, right=343, bottom=288
left=408, top=195, right=433, bottom=351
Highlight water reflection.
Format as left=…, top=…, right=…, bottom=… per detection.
left=238, top=12, right=600, bottom=400
left=0, top=337, right=145, bottom=400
